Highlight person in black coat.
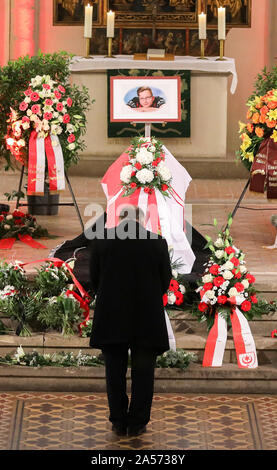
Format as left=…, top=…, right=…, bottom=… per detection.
left=89, top=205, right=172, bottom=437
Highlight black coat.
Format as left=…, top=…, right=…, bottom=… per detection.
left=89, top=220, right=172, bottom=355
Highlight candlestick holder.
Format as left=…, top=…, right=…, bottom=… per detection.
left=197, top=39, right=208, bottom=60
left=104, top=37, right=116, bottom=58
left=216, top=39, right=226, bottom=61
left=84, top=37, right=93, bottom=59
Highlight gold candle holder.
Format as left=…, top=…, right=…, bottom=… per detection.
left=104, top=37, right=116, bottom=58
left=216, top=39, right=226, bottom=61
left=84, top=37, right=93, bottom=59
left=197, top=39, right=207, bottom=60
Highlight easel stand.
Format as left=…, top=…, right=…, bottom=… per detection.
left=15, top=166, right=84, bottom=231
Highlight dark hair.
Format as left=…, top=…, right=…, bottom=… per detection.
left=137, top=86, right=153, bottom=97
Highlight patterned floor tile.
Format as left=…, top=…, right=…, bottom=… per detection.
left=0, top=392, right=277, bottom=450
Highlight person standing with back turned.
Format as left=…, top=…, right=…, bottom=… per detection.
left=89, top=205, right=172, bottom=437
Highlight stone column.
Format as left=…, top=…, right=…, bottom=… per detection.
left=0, top=0, right=11, bottom=66
left=10, top=0, right=40, bottom=60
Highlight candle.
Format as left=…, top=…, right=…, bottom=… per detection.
left=84, top=3, right=93, bottom=38
left=198, top=12, right=206, bottom=40
left=107, top=10, right=115, bottom=38
left=218, top=7, right=226, bottom=40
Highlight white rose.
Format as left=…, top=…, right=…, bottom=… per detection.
left=241, top=279, right=249, bottom=289
left=24, top=97, right=31, bottom=103
left=4, top=224, right=10, bottom=230
left=215, top=250, right=224, bottom=259
left=136, top=168, right=154, bottom=184
left=68, top=143, right=75, bottom=150
left=214, top=237, right=224, bottom=248
left=167, top=292, right=176, bottom=305
left=205, top=289, right=215, bottom=299
left=179, top=284, right=186, bottom=294
left=240, top=265, right=247, bottom=274
left=56, top=125, right=63, bottom=135
left=6, top=214, right=13, bottom=220
left=66, top=123, right=75, bottom=133
left=223, top=270, right=234, bottom=280
left=228, top=287, right=238, bottom=297
left=202, top=274, right=213, bottom=283
left=27, top=109, right=32, bottom=116
left=222, top=261, right=234, bottom=270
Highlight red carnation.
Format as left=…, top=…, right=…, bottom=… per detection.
left=135, top=162, right=142, bottom=170
left=63, top=114, right=71, bottom=124
left=54, top=90, right=62, bottom=99
left=156, top=157, right=162, bottom=164
left=232, top=268, right=242, bottom=279
left=30, top=92, right=40, bottom=102
left=0, top=215, right=4, bottom=222
left=230, top=257, right=240, bottom=267
left=175, top=291, right=184, bottom=306
left=169, top=279, right=179, bottom=292
left=56, top=102, right=64, bottom=112
left=234, top=282, right=244, bottom=293
left=198, top=302, right=208, bottom=312
left=213, top=276, right=224, bottom=287
left=14, top=219, right=24, bottom=225
left=246, top=273, right=256, bottom=284
left=67, top=97, right=73, bottom=107
left=163, top=294, right=168, bottom=306
left=31, top=104, right=40, bottom=114
left=42, top=83, right=51, bottom=90
left=19, top=101, right=28, bottom=111
left=152, top=160, right=158, bottom=167
left=203, top=282, right=213, bottom=291
left=130, top=182, right=137, bottom=188
left=161, top=184, right=168, bottom=192
left=250, top=294, right=258, bottom=304
left=241, top=300, right=252, bottom=312
left=45, top=99, right=53, bottom=106
left=209, top=264, right=219, bottom=275
left=144, top=187, right=150, bottom=193
left=225, top=246, right=236, bottom=255
left=43, top=112, right=53, bottom=121
left=131, top=171, right=136, bottom=177
left=13, top=210, right=25, bottom=218
left=58, top=85, right=66, bottom=94
left=67, top=134, right=76, bottom=143
left=217, top=295, right=228, bottom=304
left=24, top=88, right=32, bottom=96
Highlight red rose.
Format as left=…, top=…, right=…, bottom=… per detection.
left=175, top=291, right=184, bottom=306
left=14, top=219, right=24, bottom=225
left=246, top=273, right=256, bottom=284
left=30, top=92, right=40, bottom=102
left=42, top=83, right=51, bottom=90
left=130, top=182, right=137, bottom=188
left=13, top=210, right=25, bottom=218
left=144, top=187, right=150, bottom=193
left=131, top=171, right=136, bottom=177
left=203, top=282, right=213, bottom=291
left=225, top=246, right=235, bottom=255
left=63, top=114, right=71, bottom=124
left=230, top=257, right=240, bottom=267
left=234, top=282, right=244, bottom=293
left=0, top=215, right=4, bottom=222
left=169, top=279, right=179, bottom=292
left=232, top=268, right=242, bottom=279
left=213, top=276, right=224, bottom=287
left=241, top=300, right=252, bottom=312
left=135, top=162, right=142, bottom=170
left=217, top=295, right=228, bottom=304
left=161, top=184, right=168, bottom=192
left=250, top=294, right=258, bottom=304
left=163, top=294, right=168, bottom=306
left=67, top=97, right=73, bottom=107
left=198, top=302, right=208, bottom=312
left=209, top=264, right=219, bottom=275
left=67, top=134, right=76, bottom=143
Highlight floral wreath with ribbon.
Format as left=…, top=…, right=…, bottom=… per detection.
left=5, top=74, right=86, bottom=196
left=120, top=136, right=172, bottom=197
left=0, top=209, right=49, bottom=250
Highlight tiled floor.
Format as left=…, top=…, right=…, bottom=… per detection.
left=0, top=392, right=276, bottom=450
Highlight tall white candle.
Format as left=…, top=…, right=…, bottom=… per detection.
left=84, top=3, right=93, bottom=38
left=218, top=7, right=226, bottom=40
left=198, top=12, right=206, bottom=40
left=107, top=10, right=115, bottom=38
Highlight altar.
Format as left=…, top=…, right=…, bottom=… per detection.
left=69, top=55, right=237, bottom=176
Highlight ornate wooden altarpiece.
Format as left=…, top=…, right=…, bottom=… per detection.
left=53, top=0, right=251, bottom=55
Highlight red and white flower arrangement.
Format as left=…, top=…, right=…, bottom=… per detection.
left=0, top=209, right=49, bottom=241
left=163, top=276, right=186, bottom=308
left=120, top=136, right=172, bottom=197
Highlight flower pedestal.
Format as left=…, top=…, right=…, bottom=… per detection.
left=27, top=182, right=59, bottom=216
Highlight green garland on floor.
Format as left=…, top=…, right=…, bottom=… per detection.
left=0, top=347, right=198, bottom=370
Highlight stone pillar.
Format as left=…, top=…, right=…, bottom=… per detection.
left=0, top=0, right=11, bottom=66
left=10, top=0, right=40, bottom=60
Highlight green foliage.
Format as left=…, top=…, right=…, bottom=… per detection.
left=249, top=66, right=277, bottom=99
left=34, top=263, right=70, bottom=297
left=80, top=319, right=93, bottom=337
left=37, top=295, right=83, bottom=336
left=156, top=349, right=198, bottom=370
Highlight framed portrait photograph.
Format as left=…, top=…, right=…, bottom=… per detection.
left=110, top=76, right=181, bottom=123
